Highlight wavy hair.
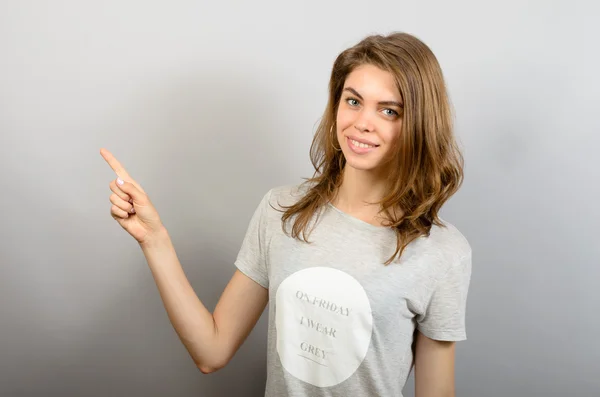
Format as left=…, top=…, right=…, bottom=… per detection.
left=280, top=32, right=464, bottom=264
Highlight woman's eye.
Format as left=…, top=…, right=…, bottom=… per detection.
left=383, top=109, right=398, bottom=117
left=347, top=98, right=359, bottom=106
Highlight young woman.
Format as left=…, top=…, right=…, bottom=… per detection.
left=101, top=32, right=472, bottom=397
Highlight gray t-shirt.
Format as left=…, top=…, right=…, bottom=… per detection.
left=235, top=184, right=472, bottom=397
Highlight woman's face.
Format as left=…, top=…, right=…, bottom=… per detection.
left=336, top=64, right=403, bottom=174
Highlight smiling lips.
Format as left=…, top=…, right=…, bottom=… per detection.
left=346, top=136, right=379, bottom=154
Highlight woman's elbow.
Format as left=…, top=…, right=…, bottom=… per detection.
left=196, top=354, right=230, bottom=374
left=197, top=360, right=227, bottom=374
left=198, top=364, right=219, bottom=374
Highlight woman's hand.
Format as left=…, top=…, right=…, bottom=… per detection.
left=100, top=148, right=164, bottom=245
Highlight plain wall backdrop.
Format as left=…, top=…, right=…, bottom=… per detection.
left=1, top=1, right=598, bottom=396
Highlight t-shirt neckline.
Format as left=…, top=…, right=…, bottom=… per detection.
left=326, top=202, right=392, bottom=233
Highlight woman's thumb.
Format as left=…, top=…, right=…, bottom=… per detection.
left=116, top=177, right=145, bottom=204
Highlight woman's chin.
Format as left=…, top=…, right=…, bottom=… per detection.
left=342, top=155, right=381, bottom=173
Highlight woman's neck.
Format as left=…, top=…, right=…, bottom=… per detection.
left=331, top=166, right=388, bottom=224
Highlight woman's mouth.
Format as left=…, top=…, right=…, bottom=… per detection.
left=347, top=137, right=379, bottom=154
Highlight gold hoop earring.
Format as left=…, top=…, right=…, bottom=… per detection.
left=332, top=140, right=342, bottom=151
left=330, top=125, right=342, bottom=151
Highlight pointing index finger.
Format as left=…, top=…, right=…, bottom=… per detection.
left=100, top=148, right=132, bottom=180
left=100, top=148, right=146, bottom=194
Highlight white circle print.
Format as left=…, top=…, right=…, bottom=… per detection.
left=275, top=267, right=373, bottom=387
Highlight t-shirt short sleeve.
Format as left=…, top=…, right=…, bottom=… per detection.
left=234, top=190, right=272, bottom=289
left=416, top=251, right=472, bottom=341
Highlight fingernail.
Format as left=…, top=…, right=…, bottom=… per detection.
left=130, top=207, right=136, bottom=214
left=117, top=178, right=124, bottom=185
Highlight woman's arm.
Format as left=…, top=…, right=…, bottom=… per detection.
left=414, top=330, right=457, bottom=397
left=141, top=228, right=268, bottom=374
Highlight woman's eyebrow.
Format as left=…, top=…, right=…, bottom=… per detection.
left=343, top=87, right=403, bottom=107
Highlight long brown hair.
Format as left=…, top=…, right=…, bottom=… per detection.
left=280, top=32, right=464, bottom=264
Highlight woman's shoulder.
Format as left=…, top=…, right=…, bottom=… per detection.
left=416, top=219, right=472, bottom=265
left=263, top=181, right=314, bottom=209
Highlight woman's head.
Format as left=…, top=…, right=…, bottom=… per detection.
left=335, top=63, right=403, bottom=174
left=282, top=32, right=464, bottom=263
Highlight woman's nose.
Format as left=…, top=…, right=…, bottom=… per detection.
left=354, top=111, right=375, bottom=133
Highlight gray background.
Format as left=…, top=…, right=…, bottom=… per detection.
left=1, top=0, right=598, bottom=396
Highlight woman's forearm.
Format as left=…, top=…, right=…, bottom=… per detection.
left=139, top=227, right=223, bottom=371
